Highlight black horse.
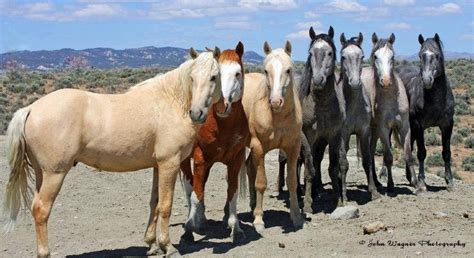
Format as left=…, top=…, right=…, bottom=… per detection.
left=398, top=33, right=455, bottom=191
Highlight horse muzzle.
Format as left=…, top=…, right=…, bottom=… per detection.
left=215, top=100, right=232, bottom=118
left=269, top=98, right=284, bottom=112
left=422, top=75, right=434, bottom=89
left=189, top=109, right=208, bottom=124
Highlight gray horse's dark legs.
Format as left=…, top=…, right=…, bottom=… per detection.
left=412, top=126, right=427, bottom=190
left=277, top=151, right=286, bottom=193
left=312, top=141, right=327, bottom=196
left=441, top=120, right=454, bottom=191
left=328, top=136, right=342, bottom=205
left=380, top=131, right=394, bottom=192
left=370, top=134, right=383, bottom=189
left=339, top=135, right=350, bottom=203
left=360, top=131, right=380, bottom=200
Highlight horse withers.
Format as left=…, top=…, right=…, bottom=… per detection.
left=180, top=42, right=248, bottom=243
left=3, top=49, right=222, bottom=257
left=240, top=41, right=304, bottom=232
left=398, top=33, right=455, bottom=191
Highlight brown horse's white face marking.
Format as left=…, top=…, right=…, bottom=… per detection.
left=189, top=48, right=222, bottom=123
left=263, top=41, right=293, bottom=112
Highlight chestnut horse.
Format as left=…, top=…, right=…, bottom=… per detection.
left=240, top=41, right=304, bottom=232
left=180, top=42, right=248, bottom=243
left=3, top=49, right=222, bottom=257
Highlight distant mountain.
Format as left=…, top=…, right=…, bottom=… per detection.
left=398, top=51, right=474, bottom=61
left=0, top=46, right=265, bottom=70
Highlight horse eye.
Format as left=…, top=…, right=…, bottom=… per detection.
left=236, top=72, right=241, bottom=77
left=328, top=52, right=332, bottom=56
left=286, top=69, right=291, bottom=74
left=374, top=55, right=378, bottom=60
left=264, top=70, right=268, bottom=74
left=341, top=56, right=346, bottom=60
left=210, top=75, right=216, bottom=82
left=361, top=56, right=365, bottom=60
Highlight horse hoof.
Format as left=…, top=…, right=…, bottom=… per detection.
left=270, top=191, right=280, bottom=198
left=180, top=230, right=194, bottom=244
left=291, top=215, right=304, bottom=230
left=387, top=185, right=395, bottom=194
left=253, top=222, right=265, bottom=233
left=231, top=230, right=246, bottom=244
left=371, top=191, right=382, bottom=200
left=446, top=183, right=454, bottom=192
left=165, top=245, right=179, bottom=258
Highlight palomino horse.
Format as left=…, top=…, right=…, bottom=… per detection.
left=362, top=33, right=419, bottom=193
left=240, top=41, right=304, bottom=231
left=398, top=34, right=454, bottom=191
left=180, top=42, right=248, bottom=243
left=298, top=26, right=346, bottom=212
left=3, top=49, right=222, bottom=257
left=338, top=33, right=381, bottom=203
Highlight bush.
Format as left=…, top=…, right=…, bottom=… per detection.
left=454, top=99, right=470, bottom=115
left=426, top=152, right=444, bottom=167
left=375, top=141, right=383, bottom=156
left=6, top=83, right=29, bottom=93
left=437, top=169, right=462, bottom=180
left=464, top=136, right=474, bottom=148
left=457, top=127, right=471, bottom=137
left=425, top=132, right=441, bottom=146
left=462, top=157, right=474, bottom=171
left=451, top=133, right=464, bottom=145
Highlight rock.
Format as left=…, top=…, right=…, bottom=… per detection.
left=462, top=212, right=469, bottom=218
left=330, top=206, right=359, bottom=220
left=433, top=211, right=448, bottom=218
left=278, top=242, right=285, bottom=248
left=363, top=221, right=386, bottom=234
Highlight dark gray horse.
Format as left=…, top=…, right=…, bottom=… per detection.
left=338, top=33, right=381, bottom=203
left=299, top=26, right=346, bottom=212
left=362, top=33, right=419, bottom=193
left=398, top=33, right=455, bottom=191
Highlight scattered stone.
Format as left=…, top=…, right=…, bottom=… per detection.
left=416, top=251, right=423, bottom=255
left=433, top=211, right=448, bottom=218
left=462, top=212, right=469, bottom=218
left=330, top=206, right=359, bottom=220
left=363, top=221, right=386, bottom=234
left=278, top=242, right=285, bottom=248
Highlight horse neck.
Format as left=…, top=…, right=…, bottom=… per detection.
left=161, top=61, right=194, bottom=115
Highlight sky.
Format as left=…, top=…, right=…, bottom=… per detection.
left=0, top=0, right=473, bottom=61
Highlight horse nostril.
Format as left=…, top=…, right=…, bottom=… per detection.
left=228, top=96, right=233, bottom=103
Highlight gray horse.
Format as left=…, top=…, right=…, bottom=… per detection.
left=398, top=34, right=455, bottom=191
left=299, top=26, right=346, bottom=212
left=338, top=33, right=381, bottom=203
left=362, top=33, right=420, bottom=193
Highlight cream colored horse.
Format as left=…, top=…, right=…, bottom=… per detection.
left=240, top=41, right=304, bottom=232
left=3, top=48, right=222, bottom=257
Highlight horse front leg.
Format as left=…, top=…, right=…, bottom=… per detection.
left=301, top=133, right=316, bottom=214
left=155, top=159, right=180, bottom=256
left=225, top=148, right=246, bottom=243
left=276, top=150, right=287, bottom=195
left=145, top=167, right=159, bottom=254
left=250, top=140, right=267, bottom=232
left=339, top=131, right=350, bottom=204
left=328, top=135, right=343, bottom=206
left=398, top=125, right=420, bottom=192
left=370, top=129, right=383, bottom=189
left=284, top=143, right=304, bottom=230
left=180, top=157, right=193, bottom=216
left=360, top=130, right=381, bottom=200
left=379, top=128, right=394, bottom=193
left=412, top=124, right=427, bottom=192
left=440, top=119, right=454, bottom=191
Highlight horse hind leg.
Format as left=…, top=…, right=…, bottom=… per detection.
left=276, top=150, right=287, bottom=195
left=284, top=144, right=304, bottom=229
left=184, top=159, right=209, bottom=235
left=441, top=120, right=454, bottom=191
left=360, top=131, right=381, bottom=200
left=328, top=137, right=343, bottom=206
left=32, top=167, right=68, bottom=258
left=339, top=134, right=350, bottom=204
left=398, top=126, right=420, bottom=192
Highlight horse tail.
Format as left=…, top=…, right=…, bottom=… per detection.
left=238, top=148, right=249, bottom=199
left=392, top=128, right=403, bottom=150
left=3, top=106, right=33, bottom=233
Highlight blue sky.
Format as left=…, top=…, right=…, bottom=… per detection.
left=1, top=0, right=473, bottom=60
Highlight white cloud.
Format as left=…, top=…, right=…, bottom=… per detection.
left=73, top=4, right=124, bottom=18
left=238, top=0, right=297, bottom=10
left=304, top=11, right=319, bottom=18
left=470, top=21, right=474, bottom=28
left=461, top=34, right=474, bottom=41
left=423, top=3, right=461, bottom=15
left=287, top=20, right=324, bottom=40
left=214, top=17, right=254, bottom=30
left=383, top=0, right=414, bottom=6
left=385, top=22, right=411, bottom=30
left=324, top=0, right=367, bottom=13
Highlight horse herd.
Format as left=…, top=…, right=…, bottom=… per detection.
left=3, top=26, right=454, bottom=257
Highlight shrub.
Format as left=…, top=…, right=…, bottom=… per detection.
left=457, top=127, right=471, bottom=137
left=375, top=141, right=383, bottom=156
left=426, top=152, right=444, bottom=167
left=6, top=83, right=28, bottom=93
left=437, top=169, right=462, bottom=180
left=451, top=133, right=464, bottom=145
left=464, top=136, right=474, bottom=148
left=462, top=157, right=474, bottom=171
left=454, top=99, right=470, bottom=115
left=425, top=132, right=441, bottom=146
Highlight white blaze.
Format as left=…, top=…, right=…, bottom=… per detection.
left=220, top=62, right=243, bottom=102
left=374, top=44, right=393, bottom=79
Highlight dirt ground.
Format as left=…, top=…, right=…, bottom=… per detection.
left=0, top=135, right=472, bottom=257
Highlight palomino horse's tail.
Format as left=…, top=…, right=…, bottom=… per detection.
left=238, top=148, right=249, bottom=199
left=3, top=106, right=33, bottom=233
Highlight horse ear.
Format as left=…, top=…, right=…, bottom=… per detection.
left=213, top=46, right=221, bottom=60
left=328, top=26, right=334, bottom=39
left=372, top=33, right=378, bottom=44
left=358, top=32, right=363, bottom=45
left=205, top=47, right=213, bottom=51
left=418, top=34, right=424, bottom=45
left=434, top=33, right=440, bottom=43
left=340, top=33, right=347, bottom=45
left=190, top=48, right=199, bottom=59
left=236, top=41, right=244, bottom=58
left=309, top=27, right=316, bottom=40
left=263, top=41, right=272, bottom=55
left=388, top=33, right=396, bottom=44
left=284, top=40, right=292, bottom=56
